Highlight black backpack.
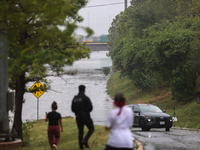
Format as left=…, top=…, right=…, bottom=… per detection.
left=72, top=95, right=85, bottom=113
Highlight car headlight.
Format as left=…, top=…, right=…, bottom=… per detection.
left=146, top=116, right=153, bottom=122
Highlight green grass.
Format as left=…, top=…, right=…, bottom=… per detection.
left=19, top=117, right=138, bottom=150
left=107, top=72, right=200, bottom=129
left=19, top=117, right=109, bottom=150
left=168, top=102, right=200, bottom=129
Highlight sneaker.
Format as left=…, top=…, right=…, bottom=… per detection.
left=52, top=144, right=57, bottom=149
left=82, top=140, right=89, bottom=148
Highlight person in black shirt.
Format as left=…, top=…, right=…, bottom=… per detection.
left=45, top=101, right=63, bottom=149
left=71, top=85, right=94, bottom=149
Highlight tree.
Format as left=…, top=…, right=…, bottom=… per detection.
left=0, top=0, right=92, bottom=139
left=108, top=0, right=200, bottom=97
left=144, top=19, right=196, bottom=78
left=143, top=17, right=200, bottom=101
left=108, top=0, right=159, bottom=89
left=170, top=66, right=197, bottom=102
left=108, top=13, right=124, bottom=55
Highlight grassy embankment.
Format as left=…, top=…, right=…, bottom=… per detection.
left=20, top=117, right=137, bottom=150
left=20, top=117, right=109, bottom=150
left=19, top=117, right=137, bottom=150
left=107, top=72, right=200, bottom=129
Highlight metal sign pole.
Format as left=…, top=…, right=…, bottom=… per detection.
left=37, top=98, right=39, bottom=121
left=30, top=81, right=46, bottom=121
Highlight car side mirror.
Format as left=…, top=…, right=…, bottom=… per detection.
left=162, top=110, right=166, bottom=113
left=134, top=111, right=140, bottom=115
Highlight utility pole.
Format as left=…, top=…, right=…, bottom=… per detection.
left=88, top=12, right=90, bottom=27
left=125, top=0, right=127, bottom=10
left=0, top=28, right=9, bottom=137
left=109, top=15, right=110, bottom=27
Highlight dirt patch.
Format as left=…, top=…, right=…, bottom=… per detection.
left=149, top=91, right=172, bottom=104
left=133, top=90, right=172, bottom=105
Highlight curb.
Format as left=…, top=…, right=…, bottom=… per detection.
left=133, top=138, right=143, bottom=150
left=172, top=127, right=200, bottom=131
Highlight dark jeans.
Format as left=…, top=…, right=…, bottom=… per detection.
left=76, top=113, right=94, bottom=149
left=105, top=145, right=133, bottom=150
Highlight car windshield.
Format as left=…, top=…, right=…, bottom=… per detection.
left=139, top=105, right=163, bottom=113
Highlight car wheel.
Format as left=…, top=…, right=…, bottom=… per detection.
left=166, top=128, right=170, bottom=131
left=140, top=119, right=148, bottom=131
left=146, top=128, right=150, bottom=131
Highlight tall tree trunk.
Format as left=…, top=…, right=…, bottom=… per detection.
left=13, top=73, right=25, bottom=139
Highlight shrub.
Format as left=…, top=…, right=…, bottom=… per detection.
left=22, top=120, right=35, bottom=146
left=103, top=67, right=111, bottom=76
left=170, top=67, right=196, bottom=102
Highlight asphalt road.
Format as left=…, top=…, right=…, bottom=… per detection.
left=132, top=128, right=200, bottom=150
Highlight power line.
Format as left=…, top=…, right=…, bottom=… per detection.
left=85, top=2, right=129, bottom=8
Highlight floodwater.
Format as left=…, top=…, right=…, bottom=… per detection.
left=20, top=51, right=113, bottom=125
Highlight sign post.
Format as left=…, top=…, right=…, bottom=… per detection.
left=29, top=81, right=46, bottom=121
left=197, top=92, right=200, bottom=104
left=37, top=98, right=39, bottom=121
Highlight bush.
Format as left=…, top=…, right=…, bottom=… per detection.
left=170, top=67, right=196, bottom=102
left=131, top=70, right=158, bottom=91
left=22, top=120, right=35, bottom=146
left=103, top=67, right=111, bottom=76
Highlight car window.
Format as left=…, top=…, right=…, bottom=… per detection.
left=133, top=106, right=139, bottom=112
left=139, top=105, right=162, bottom=113
left=127, top=106, right=134, bottom=111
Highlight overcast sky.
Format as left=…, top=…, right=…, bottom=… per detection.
left=76, top=0, right=131, bottom=36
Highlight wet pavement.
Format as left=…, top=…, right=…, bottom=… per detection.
left=132, top=128, right=200, bottom=150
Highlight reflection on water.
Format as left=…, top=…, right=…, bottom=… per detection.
left=21, top=51, right=113, bottom=125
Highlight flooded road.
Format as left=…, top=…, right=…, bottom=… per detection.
left=21, top=51, right=113, bottom=125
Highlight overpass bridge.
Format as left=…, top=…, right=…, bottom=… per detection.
left=75, top=35, right=109, bottom=51
left=85, top=42, right=108, bottom=51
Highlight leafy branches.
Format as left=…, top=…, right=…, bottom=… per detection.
left=108, top=0, right=200, bottom=102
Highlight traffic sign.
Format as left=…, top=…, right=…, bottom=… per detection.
left=100, top=35, right=109, bottom=42
left=29, top=81, right=46, bottom=98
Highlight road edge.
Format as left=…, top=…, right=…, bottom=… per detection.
left=132, top=127, right=200, bottom=150
left=172, top=127, right=200, bottom=131
left=134, top=138, right=143, bottom=150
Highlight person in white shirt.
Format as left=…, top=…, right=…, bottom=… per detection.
left=105, top=93, right=134, bottom=150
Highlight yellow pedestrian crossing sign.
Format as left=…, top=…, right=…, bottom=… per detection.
left=29, top=81, right=46, bottom=98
